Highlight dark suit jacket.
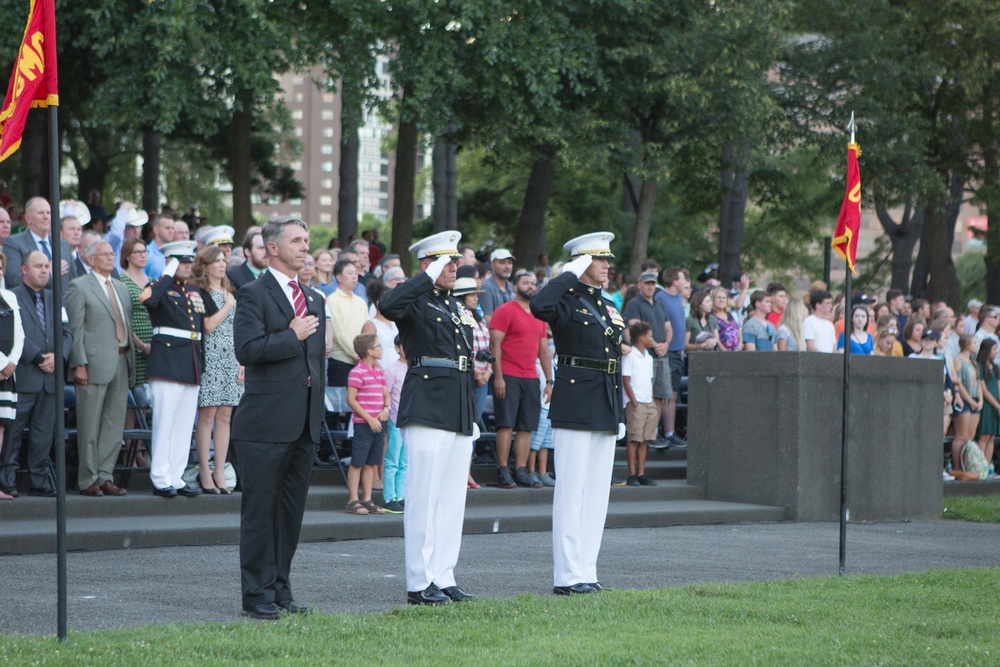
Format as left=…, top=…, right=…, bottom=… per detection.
left=530, top=271, right=625, bottom=432
left=3, top=231, right=73, bottom=289
left=231, top=270, right=326, bottom=444
left=227, top=263, right=259, bottom=293
left=13, top=284, right=73, bottom=395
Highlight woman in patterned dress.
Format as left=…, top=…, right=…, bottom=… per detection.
left=0, top=252, right=24, bottom=499
left=119, top=238, right=153, bottom=385
left=190, top=246, right=240, bottom=493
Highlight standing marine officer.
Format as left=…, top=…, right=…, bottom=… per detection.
left=530, top=232, right=626, bottom=595
left=142, top=241, right=217, bottom=497
left=380, top=230, right=480, bottom=606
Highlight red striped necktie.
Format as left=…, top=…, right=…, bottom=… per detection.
left=288, top=280, right=308, bottom=318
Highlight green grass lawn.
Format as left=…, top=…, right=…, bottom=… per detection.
left=943, top=495, right=1000, bottom=522
left=4, top=568, right=999, bottom=665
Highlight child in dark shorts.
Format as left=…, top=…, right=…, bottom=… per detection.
left=345, top=333, right=390, bottom=515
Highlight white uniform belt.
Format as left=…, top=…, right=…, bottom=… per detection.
left=153, top=327, right=201, bottom=341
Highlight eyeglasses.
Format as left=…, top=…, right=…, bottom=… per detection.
left=131, top=249, right=148, bottom=255
left=371, top=344, right=382, bottom=349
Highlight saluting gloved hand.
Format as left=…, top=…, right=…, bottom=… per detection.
left=617, top=423, right=626, bottom=440
left=425, top=254, right=453, bottom=282
left=563, top=254, right=593, bottom=278
left=163, top=257, right=180, bottom=277
left=472, top=423, right=481, bottom=440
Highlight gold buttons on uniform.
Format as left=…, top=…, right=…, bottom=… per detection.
left=570, top=379, right=576, bottom=384
left=423, top=375, right=429, bottom=379
left=605, top=347, right=609, bottom=352
left=597, top=300, right=603, bottom=305
left=437, top=317, right=442, bottom=322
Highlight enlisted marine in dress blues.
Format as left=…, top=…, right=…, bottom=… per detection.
left=530, top=231, right=625, bottom=596
left=380, top=230, right=478, bottom=607
left=142, top=241, right=218, bottom=497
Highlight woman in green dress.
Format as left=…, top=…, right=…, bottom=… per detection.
left=976, top=338, right=1000, bottom=468
left=119, top=238, right=153, bottom=385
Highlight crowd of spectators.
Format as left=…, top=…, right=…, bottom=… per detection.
left=0, top=190, right=993, bottom=501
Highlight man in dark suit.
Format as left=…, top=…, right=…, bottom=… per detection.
left=531, top=232, right=626, bottom=596
left=231, top=217, right=325, bottom=620
left=0, top=251, right=73, bottom=497
left=3, top=197, right=73, bottom=289
left=380, top=231, right=478, bottom=606
left=228, top=230, right=268, bottom=292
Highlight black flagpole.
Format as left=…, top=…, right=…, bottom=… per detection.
left=48, top=103, right=67, bottom=640
left=838, top=112, right=856, bottom=577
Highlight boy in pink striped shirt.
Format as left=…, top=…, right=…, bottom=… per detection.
left=345, top=333, right=390, bottom=515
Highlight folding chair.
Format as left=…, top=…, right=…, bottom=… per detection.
left=322, top=387, right=350, bottom=483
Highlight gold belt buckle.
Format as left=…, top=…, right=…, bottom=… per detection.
left=189, top=331, right=199, bottom=340
left=606, top=359, right=618, bottom=374
left=458, top=356, right=469, bottom=372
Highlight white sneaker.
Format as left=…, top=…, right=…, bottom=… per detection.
left=942, top=470, right=955, bottom=481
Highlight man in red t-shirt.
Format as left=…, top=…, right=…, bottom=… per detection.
left=489, top=271, right=553, bottom=489
left=766, top=282, right=786, bottom=329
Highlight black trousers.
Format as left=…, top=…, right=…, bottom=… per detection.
left=236, top=422, right=315, bottom=607
left=0, top=390, right=55, bottom=492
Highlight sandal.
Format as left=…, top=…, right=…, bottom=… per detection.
left=361, top=500, right=384, bottom=514
left=346, top=500, right=369, bottom=515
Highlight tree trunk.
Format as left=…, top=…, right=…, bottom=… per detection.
left=18, top=111, right=49, bottom=201
left=875, top=201, right=923, bottom=291
left=391, top=90, right=419, bottom=271
left=142, top=129, right=160, bottom=213
left=76, top=159, right=109, bottom=206
left=716, top=142, right=750, bottom=287
left=432, top=137, right=448, bottom=233
left=338, top=130, right=359, bottom=246
left=230, top=88, right=254, bottom=241
left=987, top=205, right=1000, bottom=305
left=512, top=153, right=556, bottom=271
left=629, top=176, right=657, bottom=275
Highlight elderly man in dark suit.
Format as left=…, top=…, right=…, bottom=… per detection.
left=67, top=240, right=136, bottom=497
left=3, top=197, right=72, bottom=289
left=0, top=251, right=72, bottom=497
left=232, top=216, right=325, bottom=620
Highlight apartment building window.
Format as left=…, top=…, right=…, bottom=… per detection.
left=319, top=195, right=333, bottom=206
left=320, top=213, right=333, bottom=223
left=321, top=179, right=334, bottom=189
left=289, top=198, right=302, bottom=206
left=321, top=144, right=334, bottom=155
left=320, top=161, right=334, bottom=172
left=321, top=110, right=334, bottom=121
left=291, top=109, right=303, bottom=120
left=322, top=127, right=334, bottom=138
left=290, top=160, right=302, bottom=171
left=322, top=93, right=335, bottom=104
left=294, top=92, right=304, bottom=103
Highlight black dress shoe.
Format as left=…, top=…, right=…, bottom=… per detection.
left=176, top=484, right=202, bottom=497
left=241, top=602, right=283, bottom=620
left=29, top=487, right=57, bottom=498
left=406, top=583, right=451, bottom=606
left=586, top=582, right=609, bottom=592
left=553, top=583, right=597, bottom=596
left=440, top=585, right=475, bottom=602
left=275, top=600, right=312, bottom=614
left=153, top=487, right=178, bottom=498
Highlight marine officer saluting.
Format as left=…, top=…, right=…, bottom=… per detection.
left=530, top=232, right=626, bottom=595
left=142, top=241, right=218, bottom=498
left=380, top=230, right=480, bottom=606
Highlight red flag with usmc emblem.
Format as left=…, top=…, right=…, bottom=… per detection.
left=0, top=0, right=59, bottom=162
left=832, top=142, right=861, bottom=274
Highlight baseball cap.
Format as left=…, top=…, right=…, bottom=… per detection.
left=490, top=249, right=514, bottom=262
left=640, top=272, right=658, bottom=283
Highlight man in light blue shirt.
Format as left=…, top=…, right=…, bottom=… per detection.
left=144, top=214, right=176, bottom=280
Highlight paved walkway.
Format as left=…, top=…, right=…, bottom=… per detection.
left=3, top=520, right=1000, bottom=635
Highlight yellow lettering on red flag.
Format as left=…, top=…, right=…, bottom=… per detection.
left=0, top=0, right=59, bottom=162
left=832, top=143, right=862, bottom=274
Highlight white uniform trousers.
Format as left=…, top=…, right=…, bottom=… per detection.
left=149, top=380, right=200, bottom=490
left=402, top=424, right=473, bottom=592
left=551, top=428, right=616, bottom=587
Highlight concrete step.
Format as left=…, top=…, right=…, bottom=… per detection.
left=943, top=479, right=1000, bottom=497
left=0, top=480, right=703, bottom=522
left=0, top=497, right=785, bottom=555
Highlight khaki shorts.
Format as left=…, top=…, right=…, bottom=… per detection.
left=626, top=401, right=659, bottom=443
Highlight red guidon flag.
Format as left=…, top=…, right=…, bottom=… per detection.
left=832, top=142, right=861, bottom=274
left=0, top=0, right=59, bottom=162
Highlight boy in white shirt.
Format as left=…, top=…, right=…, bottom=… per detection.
left=622, top=322, right=658, bottom=487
